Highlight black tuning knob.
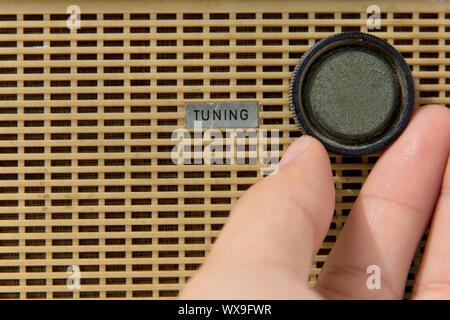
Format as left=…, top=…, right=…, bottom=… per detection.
left=289, top=32, right=415, bottom=156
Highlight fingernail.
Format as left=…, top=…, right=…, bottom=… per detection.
left=279, top=135, right=313, bottom=168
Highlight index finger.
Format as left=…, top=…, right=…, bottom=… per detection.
left=316, top=105, right=450, bottom=299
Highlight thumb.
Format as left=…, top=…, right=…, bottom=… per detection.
left=181, top=136, right=335, bottom=299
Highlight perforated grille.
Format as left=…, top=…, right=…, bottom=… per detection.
left=0, top=0, right=448, bottom=299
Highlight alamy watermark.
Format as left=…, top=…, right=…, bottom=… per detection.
left=66, top=5, right=81, bottom=30
left=366, top=5, right=381, bottom=30
left=366, top=265, right=381, bottom=290
left=171, top=121, right=280, bottom=176
left=67, top=265, right=81, bottom=290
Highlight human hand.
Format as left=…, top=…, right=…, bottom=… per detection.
left=180, top=105, right=450, bottom=300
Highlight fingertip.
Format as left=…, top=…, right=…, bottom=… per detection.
left=265, top=135, right=335, bottom=246
left=411, top=104, right=450, bottom=131
left=417, top=104, right=448, bottom=112
left=279, top=135, right=314, bottom=168
left=380, top=104, right=449, bottom=159
left=279, top=135, right=331, bottom=173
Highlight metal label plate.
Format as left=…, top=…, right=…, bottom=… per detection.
left=185, top=102, right=259, bottom=128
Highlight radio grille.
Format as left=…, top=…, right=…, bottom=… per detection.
left=0, top=0, right=448, bottom=299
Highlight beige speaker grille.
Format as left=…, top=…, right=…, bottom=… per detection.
left=0, top=0, right=448, bottom=299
